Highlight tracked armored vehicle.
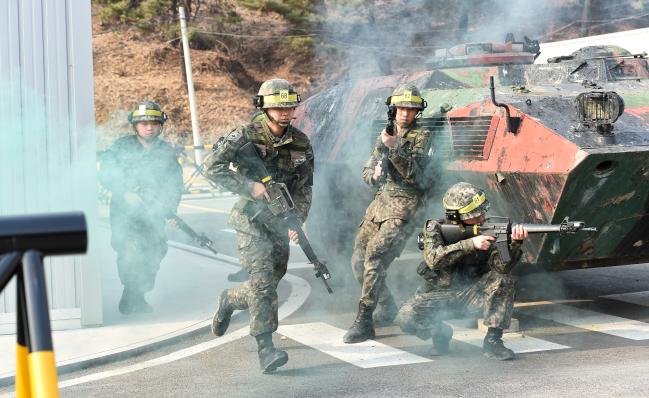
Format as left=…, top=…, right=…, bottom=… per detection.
left=294, top=37, right=649, bottom=272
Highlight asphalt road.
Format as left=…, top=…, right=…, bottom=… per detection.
left=4, top=196, right=649, bottom=398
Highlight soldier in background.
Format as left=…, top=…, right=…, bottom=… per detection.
left=207, top=79, right=314, bottom=373
left=99, top=101, right=183, bottom=314
left=344, top=84, right=434, bottom=344
left=395, top=182, right=528, bottom=360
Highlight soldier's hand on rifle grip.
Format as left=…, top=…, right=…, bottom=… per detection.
left=288, top=229, right=299, bottom=244
left=472, top=235, right=496, bottom=250
left=380, top=129, right=397, bottom=148
left=250, top=181, right=270, bottom=201
left=511, top=224, right=529, bottom=241
left=372, top=163, right=383, bottom=182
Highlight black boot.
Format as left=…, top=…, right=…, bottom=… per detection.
left=428, top=322, right=453, bottom=356
left=211, top=290, right=234, bottom=336
left=227, top=268, right=249, bottom=282
left=343, top=302, right=376, bottom=344
left=373, top=295, right=398, bottom=326
left=256, top=332, right=288, bottom=373
left=483, top=327, right=515, bottom=360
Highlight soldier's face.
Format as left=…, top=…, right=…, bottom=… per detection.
left=266, top=107, right=296, bottom=127
left=396, top=107, right=418, bottom=127
left=135, top=121, right=162, bottom=141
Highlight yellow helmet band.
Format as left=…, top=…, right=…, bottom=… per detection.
left=390, top=91, right=423, bottom=105
left=132, top=109, right=164, bottom=118
left=263, top=91, right=299, bottom=106
left=444, top=193, right=486, bottom=214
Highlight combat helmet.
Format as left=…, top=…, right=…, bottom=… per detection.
left=443, top=182, right=491, bottom=222
left=253, top=79, right=301, bottom=109
left=386, top=84, right=427, bottom=110
left=127, top=101, right=168, bottom=125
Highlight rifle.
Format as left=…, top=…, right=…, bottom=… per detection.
left=379, top=105, right=397, bottom=182
left=134, top=187, right=219, bottom=256
left=237, top=142, right=333, bottom=294
left=171, top=214, right=219, bottom=256
left=417, top=216, right=597, bottom=262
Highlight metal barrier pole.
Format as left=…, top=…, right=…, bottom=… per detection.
left=22, top=250, right=59, bottom=398
left=0, top=252, right=20, bottom=292
left=16, top=268, right=31, bottom=398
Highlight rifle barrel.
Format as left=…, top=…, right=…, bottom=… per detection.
left=518, top=224, right=563, bottom=233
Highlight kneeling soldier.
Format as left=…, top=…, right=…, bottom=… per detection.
left=395, top=182, right=528, bottom=360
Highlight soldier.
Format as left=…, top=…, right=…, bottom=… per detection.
left=395, top=182, right=529, bottom=360
left=344, top=84, right=434, bottom=344
left=99, top=101, right=183, bottom=314
left=208, top=79, right=314, bottom=373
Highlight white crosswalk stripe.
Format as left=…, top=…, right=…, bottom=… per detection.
left=278, top=322, right=432, bottom=368
left=518, top=303, right=649, bottom=340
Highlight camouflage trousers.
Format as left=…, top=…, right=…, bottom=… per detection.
left=351, top=217, right=415, bottom=309
left=226, top=210, right=289, bottom=337
left=395, top=270, right=515, bottom=339
left=111, top=216, right=168, bottom=294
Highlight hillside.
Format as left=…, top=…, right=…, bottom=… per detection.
left=92, top=0, right=649, bottom=148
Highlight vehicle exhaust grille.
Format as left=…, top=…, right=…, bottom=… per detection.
left=372, top=115, right=494, bottom=160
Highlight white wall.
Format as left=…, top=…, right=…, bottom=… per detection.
left=0, top=0, right=102, bottom=331
left=538, top=27, right=649, bottom=63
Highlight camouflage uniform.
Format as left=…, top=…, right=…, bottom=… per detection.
left=207, top=112, right=314, bottom=337
left=352, top=124, right=433, bottom=310
left=395, top=218, right=521, bottom=338
left=99, top=134, right=183, bottom=295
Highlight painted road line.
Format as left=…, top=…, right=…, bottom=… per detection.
left=277, top=322, right=431, bottom=368
left=449, top=323, right=570, bottom=354
left=601, top=291, right=649, bottom=307
left=518, top=303, right=649, bottom=340
left=179, top=202, right=230, bottom=214
left=32, top=273, right=311, bottom=392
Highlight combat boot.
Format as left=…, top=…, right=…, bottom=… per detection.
left=227, top=268, right=249, bottom=282
left=256, top=332, right=288, bottom=373
left=373, top=295, right=398, bottom=326
left=483, top=327, right=515, bottom=360
left=211, top=290, right=234, bottom=336
left=428, top=322, right=453, bottom=356
left=343, top=302, right=375, bottom=343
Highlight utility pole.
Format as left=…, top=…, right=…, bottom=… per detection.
left=179, top=6, right=203, bottom=165
left=581, top=0, right=592, bottom=37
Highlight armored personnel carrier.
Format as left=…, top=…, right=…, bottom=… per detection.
left=294, top=36, right=649, bottom=271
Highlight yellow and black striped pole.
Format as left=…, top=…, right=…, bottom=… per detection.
left=16, top=271, right=31, bottom=398
left=22, top=250, right=59, bottom=398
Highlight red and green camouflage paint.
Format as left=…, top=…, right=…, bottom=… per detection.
left=294, top=41, right=649, bottom=272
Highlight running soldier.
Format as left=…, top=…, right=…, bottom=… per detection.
left=208, top=79, right=314, bottom=373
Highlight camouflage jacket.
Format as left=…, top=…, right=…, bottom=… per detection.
left=361, top=123, right=433, bottom=222
left=420, top=219, right=523, bottom=287
left=98, top=135, right=183, bottom=220
left=207, top=114, right=314, bottom=229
